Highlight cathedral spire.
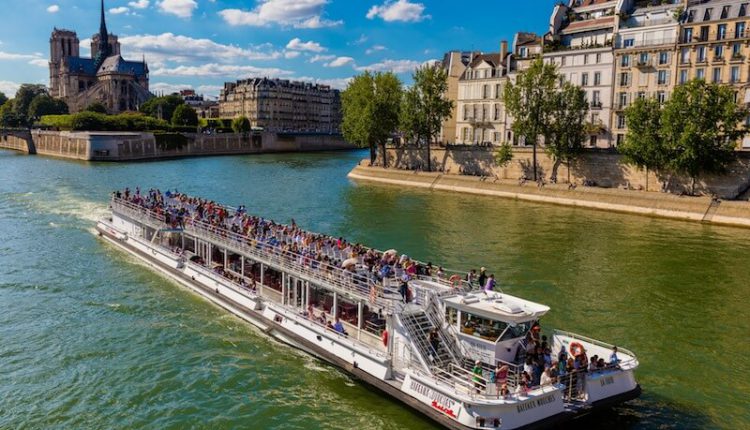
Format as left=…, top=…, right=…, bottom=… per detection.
left=95, top=0, right=111, bottom=69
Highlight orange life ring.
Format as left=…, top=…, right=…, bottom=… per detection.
left=449, top=274, right=462, bottom=287
left=382, top=329, right=389, bottom=347
left=570, top=342, right=585, bottom=357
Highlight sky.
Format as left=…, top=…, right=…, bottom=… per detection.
left=0, top=0, right=558, bottom=98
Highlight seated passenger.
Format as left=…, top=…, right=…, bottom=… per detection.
left=609, top=346, right=621, bottom=366
left=333, top=317, right=347, bottom=335
left=499, top=383, right=510, bottom=399
left=540, top=367, right=553, bottom=386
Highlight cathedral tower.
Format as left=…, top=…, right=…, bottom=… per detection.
left=93, top=0, right=111, bottom=70
left=49, top=29, right=80, bottom=98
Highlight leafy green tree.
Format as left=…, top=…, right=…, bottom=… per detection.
left=84, top=102, right=108, bottom=114
left=661, top=79, right=747, bottom=194
left=341, top=71, right=402, bottom=166
left=28, top=95, right=68, bottom=120
left=400, top=64, right=453, bottom=171
left=0, top=100, right=22, bottom=128
left=12, top=84, right=48, bottom=124
left=232, top=116, right=251, bottom=135
left=503, top=58, right=559, bottom=180
left=620, top=97, right=667, bottom=190
left=171, top=104, right=198, bottom=127
left=494, top=142, right=514, bottom=168
left=0, top=91, right=7, bottom=107
left=140, top=95, right=184, bottom=121
left=546, top=81, right=588, bottom=182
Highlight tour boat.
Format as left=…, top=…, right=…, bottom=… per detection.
left=95, top=191, right=641, bottom=430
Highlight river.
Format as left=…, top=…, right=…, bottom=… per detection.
left=0, top=149, right=748, bottom=429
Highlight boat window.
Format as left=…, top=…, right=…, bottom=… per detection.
left=460, top=311, right=508, bottom=342
left=445, top=307, right=458, bottom=327
left=500, top=321, right=533, bottom=341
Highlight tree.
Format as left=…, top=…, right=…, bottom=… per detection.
left=12, top=84, right=48, bottom=125
left=140, top=95, right=184, bottom=121
left=494, top=142, right=514, bottom=168
left=620, top=97, right=667, bottom=190
left=0, top=100, right=22, bottom=128
left=546, top=81, right=588, bottom=182
left=503, top=58, right=559, bottom=180
left=341, top=71, right=402, bottom=166
left=661, top=79, right=747, bottom=194
left=171, top=104, right=198, bottom=127
left=28, top=95, right=68, bottom=120
left=232, top=116, right=251, bottom=135
left=84, top=102, right=108, bottom=114
left=400, top=64, right=453, bottom=171
left=0, top=91, right=7, bottom=107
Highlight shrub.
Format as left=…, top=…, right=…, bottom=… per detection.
left=232, top=116, right=251, bottom=134
left=39, top=112, right=170, bottom=131
left=154, top=132, right=189, bottom=151
left=171, top=104, right=198, bottom=127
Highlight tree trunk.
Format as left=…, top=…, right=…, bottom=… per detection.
left=645, top=166, right=649, bottom=191
left=567, top=162, right=571, bottom=184
left=551, top=158, right=562, bottom=183
left=532, top=141, right=538, bottom=181
left=381, top=141, right=388, bottom=168
left=369, top=143, right=376, bottom=166
left=691, top=176, right=697, bottom=196
left=426, top=137, right=432, bottom=172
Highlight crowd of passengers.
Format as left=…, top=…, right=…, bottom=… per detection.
left=114, top=188, right=504, bottom=294
left=477, top=324, right=622, bottom=399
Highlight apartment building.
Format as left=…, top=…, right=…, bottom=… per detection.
left=612, top=0, right=683, bottom=146
left=219, top=78, right=341, bottom=133
left=455, top=43, right=511, bottom=144
left=440, top=51, right=479, bottom=143
left=544, top=0, right=623, bottom=148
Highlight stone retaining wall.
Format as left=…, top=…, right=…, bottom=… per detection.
left=348, top=165, right=750, bottom=229
left=0, top=132, right=34, bottom=153
left=379, top=146, right=750, bottom=200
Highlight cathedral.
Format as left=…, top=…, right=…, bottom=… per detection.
left=49, top=0, right=151, bottom=113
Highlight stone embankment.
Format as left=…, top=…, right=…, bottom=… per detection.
left=0, top=130, right=354, bottom=161
left=348, top=164, right=750, bottom=229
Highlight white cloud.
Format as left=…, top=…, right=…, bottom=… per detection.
left=150, top=82, right=192, bottom=94
left=366, top=0, right=429, bottom=23
left=0, top=81, right=21, bottom=97
left=349, top=34, right=368, bottom=46
left=152, top=63, right=293, bottom=78
left=309, top=54, right=335, bottom=63
left=118, top=33, right=281, bottom=64
left=366, top=45, right=387, bottom=55
left=355, top=59, right=422, bottom=73
left=325, top=56, right=355, bottom=68
left=28, top=59, right=49, bottom=67
left=0, top=51, right=39, bottom=61
left=128, top=0, right=150, bottom=9
left=219, top=0, right=341, bottom=28
left=284, top=51, right=301, bottom=59
left=285, top=38, right=326, bottom=53
left=197, top=85, right=223, bottom=97
left=47, top=4, right=60, bottom=13
left=294, top=76, right=352, bottom=90
left=110, top=7, right=130, bottom=14
left=158, top=0, right=197, bottom=18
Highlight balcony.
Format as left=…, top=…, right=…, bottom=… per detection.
left=730, top=53, right=745, bottom=63
left=615, top=37, right=677, bottom=49
left=590, top=101, right=603, bottom=110
left=636, top=58, right=653, bottom=68
left=712, top=56, right=725, bottom=64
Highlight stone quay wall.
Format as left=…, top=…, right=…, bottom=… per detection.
left=0, top=131, right=35, bottom=154
left=378, top=146, right=750, bottom=200
left=1, top=130, right=353, bottom=161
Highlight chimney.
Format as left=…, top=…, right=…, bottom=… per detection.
left=500, top=40, right=508, bottom=60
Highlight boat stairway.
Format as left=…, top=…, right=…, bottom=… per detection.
left=401, top=311, right=461, bottom=372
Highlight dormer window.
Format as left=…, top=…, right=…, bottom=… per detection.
left=704, top=8, right=712, bottom=22
left=740, top=4, right=748, bottom=17
left=721, top=5, right=730, bottom=19
left=687, top=10, right=695, bottom=23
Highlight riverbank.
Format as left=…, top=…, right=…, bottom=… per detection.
left=348, top=164, right=750, bottom=228
left=0, top=130, right=354, bottom=161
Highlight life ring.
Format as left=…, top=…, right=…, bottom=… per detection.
left=449, top=274, right=462, bottom=288
left=382, top=329, right=389, bottom=347
left=570, top=342, right=585, bottom=357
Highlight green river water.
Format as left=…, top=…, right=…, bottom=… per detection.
left=0, top=149, right=748, bottom=429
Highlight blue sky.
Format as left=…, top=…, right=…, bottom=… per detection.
left=0, top=0, right=558, bottom=98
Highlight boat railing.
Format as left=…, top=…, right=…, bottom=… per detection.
left=553, top=329, right=638, bottom=367
left=424, top=290, right=467, bottom=363
left=111, top=198, right=398, bottom=312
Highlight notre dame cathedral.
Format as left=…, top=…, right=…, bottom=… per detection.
left=49, top=0, right=152, bottom=113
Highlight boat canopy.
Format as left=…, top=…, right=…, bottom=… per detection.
left=443, top=291, right=550, bottom=324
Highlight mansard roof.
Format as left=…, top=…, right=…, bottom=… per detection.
left=65, top=57, right=97, bottom=75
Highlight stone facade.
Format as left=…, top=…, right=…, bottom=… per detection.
left=219, top=78, right=341, bottom=133
left=439, top=51, right=478, bottom=143
left=49, top=1, right=151, bottom=113
left=456, top=47, right=511, bottom=145
left=612, top=0, right=683, bottom=146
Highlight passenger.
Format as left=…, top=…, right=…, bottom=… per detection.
left=472, top=360, right=484, bottom=393
left=333, top=317, right=347, bottom=335
left=540, top=367, right=553, bottom=386
left=597, top=358, right=606, bottom=369
left=466, top=269, right=477, bottom=286
left=589, top=356, right=598, bottom=372
left=609, top=346, right=621, bottom=366
left=428, top=329, right=440, bottom=355
left=477, top=267, right=487, bottom=289
left=495, top=364, right=509, bottom=393
left=483, top=274, right=496, bottom=292
left=499, top=383, right=510, bottom=399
